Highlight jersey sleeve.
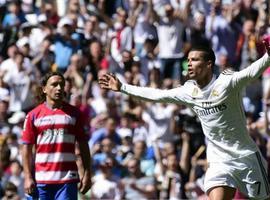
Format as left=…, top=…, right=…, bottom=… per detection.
left=231, top=53, right=270, bottom=90
left=120, top=84, right=188, bottom=105
left=21, top=113, right=37, bottom=144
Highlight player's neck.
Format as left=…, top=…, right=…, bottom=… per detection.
left=197, top=73, right=213, bottom=89
left=45, top=99, right=63, bottom=109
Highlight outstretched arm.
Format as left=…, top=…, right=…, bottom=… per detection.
left=99, top=73, right=186, bottom=104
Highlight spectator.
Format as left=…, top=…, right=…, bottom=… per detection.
left=38, top=1, right=59, bottom=28
left=91, top=155, right=123, bottom=200
left=84, top=39, right=109, bottom=81
left=146, top=0, right=192, bottom=81
left=110, top=7, right=133, bottom=64
left=31, top=36, right=55, bottom=77
left=64, top=53, right=84, bottom=90
left=2, top=1, right=26, bottom=29
left=92, top=137, right=123, bottom=178
left=3, top=160, right=24, bottom=198
left=121, top=157, right=157, bottom=200
left=89, top=117, right=122, bottom=151
left=205, top=0, right=240, bottom=66
left=53, top=18, right=78, bottom=73
left=0, top=99, right=10, bottom=136
left=126, top=140, right=155, bottom=176
left=3, top=52, right=34, bottom=113
left=2, top=181, right=20, bottom=200
left=0, top=43, right=19, bottom=76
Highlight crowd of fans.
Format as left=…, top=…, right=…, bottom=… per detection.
left=0, top=0, right=269, bottom=199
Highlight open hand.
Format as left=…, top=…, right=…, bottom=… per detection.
left=98, top=73, right=122, bottom=91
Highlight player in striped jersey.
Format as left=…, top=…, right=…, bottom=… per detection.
left=99, top=39, right=270, bottom=200
left=22, top=72, right=91, bottom=199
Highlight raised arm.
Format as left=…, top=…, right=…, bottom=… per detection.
left=231, top=38, right=270, bottom=89
left=98, top=73, right=186, bottom=104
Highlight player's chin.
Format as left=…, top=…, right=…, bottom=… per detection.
left=188, top=73, right=195, bottom=79
left=53, top=94, right=64, bottom=100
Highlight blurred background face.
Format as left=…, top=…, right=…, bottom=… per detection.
left=0, top=101, right=8, bottom=115
left=243, top=20, right=255, bottom=36
left=44, top=2, right=54, bottom=16
left=106, top=118, right=116, bottom=134
left=127, top=159, right=139, bottom=174
left=167, top=154, right=178, bottom=170
left=164, top=4, right=174, bottom=17
left=7, top=45, right=18, bottom=59
left=68, top=0, right=80, bottom=13
left=101, top=138, right=113, bottom=153
left=90, top=41, right=102, bottom=58
left=85, top=16, right=98, bottom=33
left=70, top=54, right=82, bottom=68
left=194, top=12, right=205, bottom=30
left=133, top=141, right=145, bottom=157
left=41, top=39, right=51, bottom=52
left=9, top=3, right=19, bottom=14
left=116, top=8, right=127, bottom=25
left=61, top=25, right=73, bottom=36
left=10, top=161, right=22, bottom=176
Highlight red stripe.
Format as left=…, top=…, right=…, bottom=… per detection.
left=36, top=143, right=75, bottom=153
left=35, top=161, right=78, bottom=171
left=36, top=179, right=79, bottom=184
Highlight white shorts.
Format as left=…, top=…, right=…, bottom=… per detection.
left=204, top=152, right=270, bottom=199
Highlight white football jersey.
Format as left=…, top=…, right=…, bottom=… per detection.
left=121, top=54, right=270, bottom=162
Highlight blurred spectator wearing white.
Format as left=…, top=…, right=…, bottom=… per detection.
left=3, top=52, right=34, bottom=113
left=146, top=0, right=192, bottom=81
left=91, top=155, right=123, bottom=200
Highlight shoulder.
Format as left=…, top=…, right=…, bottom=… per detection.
left=27, top=103, right=45, bottom=116
left=220, top=69, right=235, bottom=76
left=182, top=79, right=197, bottom=90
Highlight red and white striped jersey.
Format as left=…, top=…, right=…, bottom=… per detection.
left=22, top=102, right=88, bottom=184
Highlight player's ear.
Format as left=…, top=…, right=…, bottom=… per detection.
left=206, top=60, right=213, bottom=70
left=42, top=86, right=46, bottom=94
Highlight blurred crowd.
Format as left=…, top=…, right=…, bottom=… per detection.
left=0, top=0, right=270, bottom=199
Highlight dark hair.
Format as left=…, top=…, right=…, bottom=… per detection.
left=190, top=46, right=216, bottom=65
left=41, top=71, right=65, bottom=86
left=4, top=182, right=17, bottom=192
left=35, top=71, right=65, bottom=104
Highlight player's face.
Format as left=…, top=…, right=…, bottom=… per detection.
left=43, top=75, right=65, bottom=102
left=187, top=51, right=212, bottom=81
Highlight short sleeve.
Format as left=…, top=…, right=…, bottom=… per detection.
left=21, top=113, right=37, bottom=144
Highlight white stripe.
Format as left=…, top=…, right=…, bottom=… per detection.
left=35, top=170, right=79, bottom=182
left=37, top=132, right=75, bottom=144
left=34, top=115, right=76, bottom=127
left=35, top=152, right=76, bottom=163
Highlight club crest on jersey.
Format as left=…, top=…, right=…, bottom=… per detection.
left=211, top=89, right=219, bottom=97
left=192, top=88, right=199, bottom=97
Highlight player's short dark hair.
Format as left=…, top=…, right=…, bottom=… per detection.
left=190, top=46, right=216, bottom=65
left=41, top=71, right=65, bottom=86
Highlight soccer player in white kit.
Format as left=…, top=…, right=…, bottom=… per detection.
left=99, top=39, right=270, bottom=200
